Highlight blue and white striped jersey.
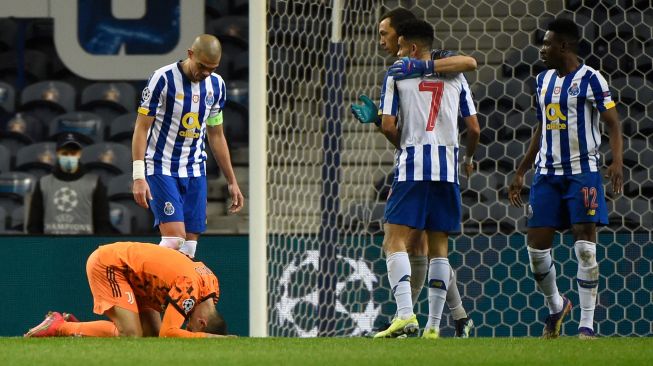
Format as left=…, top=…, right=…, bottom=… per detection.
left=380, top=70, right=476, bottom=183
left=535, top=64, right=615, bottom=175
left=138, top=62, right=226, bottom=178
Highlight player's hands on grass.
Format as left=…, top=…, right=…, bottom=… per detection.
left=388, top=57, right=434, bottom=80
left=606, top=161, right=623, bottom=195
left=350, top=95, right=379, bottom=125
left=227, top=183, right=245, bottom=213
left=508, top=173, right=525, bottom=207
left=133, top=179, right=153, bottom=209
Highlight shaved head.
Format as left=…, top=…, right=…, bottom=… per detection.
left=191, top=34, right=222, bottom=61
left=184, top=34, right=222, bottom=82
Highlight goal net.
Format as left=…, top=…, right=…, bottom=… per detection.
left=264, top=0, right=653, bottom=337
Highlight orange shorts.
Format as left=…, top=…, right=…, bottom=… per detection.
left=86, top=249, right=139, bottom=315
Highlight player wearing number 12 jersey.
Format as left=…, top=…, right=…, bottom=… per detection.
left=508, top=18, right=623, bottom=339
left=374, top=19, right=480, bottom=339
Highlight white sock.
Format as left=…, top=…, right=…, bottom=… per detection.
left=447, top=267, right=468, bottom=320
left=575, top=240, right=598, bottom=330
left=528, top=246, right=563, bottom=314
left=159, top=236, right=184, bottom=250
left=386, top=251, right=413, bottom=319
left=409, top=255, right=427, bottom=306
left=427, top=257, right=451, bottom=330
left=179, top=240, right=197, bottom=258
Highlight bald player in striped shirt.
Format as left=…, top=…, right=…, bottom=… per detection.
left=132, top=34, right=244, bottom=258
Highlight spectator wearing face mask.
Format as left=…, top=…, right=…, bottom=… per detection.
left=26, top=133, right=112, bottom=234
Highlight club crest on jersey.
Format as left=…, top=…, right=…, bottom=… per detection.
left=205, top=92, right=214, bottom=106
left=141, top=87, right=151, bottom=102
left=192, top=94, right=199, bottom=103
left=164, top=202, right=175, bottom=216
left=568, top=83, right=580, bottom=97
left=554, top=86, right=561, bottom=95
left=182, top=298, right=195, bottom=314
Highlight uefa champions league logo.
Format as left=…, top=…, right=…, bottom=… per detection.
left=53, top=187, right=79, bottom=213
left=274, top=250, right=380, bottom=337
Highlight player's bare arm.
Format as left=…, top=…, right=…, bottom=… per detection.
left=601, top=107, right=624, bottom=195
left=509, top=124, right=542, bottom=207
left=462, top=114, right=480, bottom=178
left=132, top=113, right=155, bottom=209
left=206, top=125, right=244, bottom=213
left=380, top=115, right=400, bottom=150
left=434, top=55, right=477, bottom=73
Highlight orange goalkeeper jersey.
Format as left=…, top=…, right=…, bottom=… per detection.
left=94, top=242, right=219, bottom=318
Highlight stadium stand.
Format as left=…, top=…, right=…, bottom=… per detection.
left=14, top=142, right=56, bottom=178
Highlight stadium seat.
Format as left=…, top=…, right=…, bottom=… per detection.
left=80, top=82, right=136, bottom=125
left=10, top=205, right=24, bottom=232
left=15, top=142, right=56, bottom=178
left=0, top=50, right=50, bottom=86
left=0, top=81, right=15, bottom=114
left=0, top=144, right=9, bottom=174
left=107, top=174, right=157, bottom=235
left=48, top=111, right=104, bottom=145
left=223, top=100, right=248, bottom=147
left=109, top=202, right=134, bottom=234
left=501, top=45, right=546, bottom=79
left=81, top=142, right=131, bottom=184
left=0, top=18, right=17, bottom=52
left=0, top=205, right=6, bottom=232
left=207, top=16, right=248, bottom=46
left=107, top=112, right=137, bottom=146
left=20, top=80, right=74, bottom=114
left=0, top=172, right=36, bottom=213
left=1, top=112, right=45, bottom=146
left=227, top=80, right=248, bottom=106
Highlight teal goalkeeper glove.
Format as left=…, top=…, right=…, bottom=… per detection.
left=350, top=95, right=380, bottom=126
left=388, top=57, right=434, bottom=80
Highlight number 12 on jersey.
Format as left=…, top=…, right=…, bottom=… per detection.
left=419, top=81, right=444, bottom=131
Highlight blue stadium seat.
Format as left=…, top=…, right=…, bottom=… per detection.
left=107, top=174, right=157, bottom=234
left=107, top=113, right=137, bottom=146
left=15, top=142, right=56, bottom=178
left=207, top=16, right=248, bottom=46
left=0, top=144, right=9, bottom=174
left=109, top=202, right=134, bottom=234
left=0, top=172, right=36, bottom=213
left=49, top=111, right=104, bottom=145
left=10, top=205, right=24, bottom=232
left=223, top=100, right=248, bottom=147
left=19, top=80, right=73, bottom=130
left=81, top=142, right=131, bottom=183
left=0, top=205, right=6, bottom=232
left=0, top=81, right=15, bottom=114
left=80, top=82, right=136, bottom=125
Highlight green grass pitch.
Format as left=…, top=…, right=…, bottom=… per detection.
left=1, top=337, right=652, bottom=366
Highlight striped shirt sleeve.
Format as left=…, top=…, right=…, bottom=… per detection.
left=458, top=75, right=476, bottom=117
left=209, top=75, right=227, bottom=118
left=138, top=71, right=166, bottom=116
left=587, top=71, right=615, bottom=112
left=380, top=71, right=399, bottom=116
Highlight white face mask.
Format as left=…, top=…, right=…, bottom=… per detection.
left=58, top=155, right=80, bottom=173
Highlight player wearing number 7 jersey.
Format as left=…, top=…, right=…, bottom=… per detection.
left=374, top=19, right=480, bottom=339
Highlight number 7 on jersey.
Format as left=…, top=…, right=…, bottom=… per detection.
left=419, top=81, right=444, bottom=131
